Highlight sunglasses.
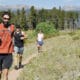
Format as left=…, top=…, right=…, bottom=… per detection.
left=3, top=17, right=10, bottom=20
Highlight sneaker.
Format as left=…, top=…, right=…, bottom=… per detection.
left=19, top=65, right=24, bottom=68
left=14, top=66, right=19, bottom=70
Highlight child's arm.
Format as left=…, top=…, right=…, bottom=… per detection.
left=20, top=31, right=27, bottom=40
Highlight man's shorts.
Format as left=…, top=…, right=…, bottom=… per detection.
left=37, top=41, right=43, bottom=46
left=0, top=54, right=13, bottom=70
left=14, top=46, right=24, bottom=54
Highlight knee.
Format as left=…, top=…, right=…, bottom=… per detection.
left=2, top=69, right=8, bottom=76
left=0, top=71, right=2, bottom=74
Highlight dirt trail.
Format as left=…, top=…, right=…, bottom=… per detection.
left=8, top=53, right=38, bottom=80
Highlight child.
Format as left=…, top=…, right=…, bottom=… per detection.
left=37, top=30, right=44, bottom=53
left=14, top=26, right=26, bottom=69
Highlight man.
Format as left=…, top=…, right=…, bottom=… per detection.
left=14, top=25, right=26, bottom=70
left=37, top=30, right=44, bottom=53
left=0, top=12, right=15, bottom=80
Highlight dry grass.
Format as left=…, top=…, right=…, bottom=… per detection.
left=17, top=30, right=80, bottom=80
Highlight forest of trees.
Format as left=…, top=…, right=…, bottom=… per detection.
left=0, top=6, right=79, bottom=30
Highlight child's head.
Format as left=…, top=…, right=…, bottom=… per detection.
left=39, top=29, right=42, bottom=33
left=16, top=25, right=21, bottom=32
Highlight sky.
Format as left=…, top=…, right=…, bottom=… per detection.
left=0, top=0, right=80, bottom=9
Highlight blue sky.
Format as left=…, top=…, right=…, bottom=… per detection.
left=0, top=0, right=80, bottom=9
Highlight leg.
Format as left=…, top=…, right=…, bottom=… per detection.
left=37, top=41, right=43, bottom=53
left=2, top=54, right=13, bottom=80
left=15, top=54, right=19, bottom=69
left=19, top=47, right=24, bottom=68
left=14, top=46, right=19, bottom=69
left=2, top=69, right=8, bottom=80
left=37, top=45, right=40, bottom=53
left=0, top=55, right=3, bottom=80
left=15, top=47, right=24, bottom=69
left=19, top=54, right=23, bottom=68
left=0, top=71, right=2, bottom=80
left=18, top=47, right=24, bottom=68
left=15, top=53, right=22, bottom=69
left=39, top=46, right=42, bottom=52
left=39, top=41, right=43, bottom=52
left=13, top=53, right=17, bottom=67
left=14, top=53, right=19, bottom=70
left=37, top=41, right=40, bottom=53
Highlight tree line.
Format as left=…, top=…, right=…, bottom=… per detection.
left=0, top=6, right=79, bottom=30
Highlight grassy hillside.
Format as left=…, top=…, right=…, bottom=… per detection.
left=18, top=30, right=80, bottom=80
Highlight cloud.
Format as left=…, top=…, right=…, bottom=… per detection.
left=66, top=0, right=76, bottom=2
left=61, top=0, right=76, bottom=5
left=61, top=0, right=75, bottom=2
left=66, top=0, right=73, bottom=1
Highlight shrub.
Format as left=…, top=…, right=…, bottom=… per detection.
left=24, top=30, right=36, bottom=44
left=68, top=31, right=76, bottom=36
left=72, top=34, right=80, bottom=40
left=36, top=22, right=58, bottom=38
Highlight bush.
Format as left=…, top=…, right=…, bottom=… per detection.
left=36, top=22, right=58, bottom=38
left=68, top=31, right=76, bottom=36
left=24, top=30, right=36, bottom=44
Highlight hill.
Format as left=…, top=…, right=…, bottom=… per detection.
left=62, top=6, right=80, bottom=11
left=16, top=30, right=80, bottom=80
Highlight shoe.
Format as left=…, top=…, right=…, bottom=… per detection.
left=14, top=66, right=19, bottom=70
left=19, top=65, right=24, bottom=68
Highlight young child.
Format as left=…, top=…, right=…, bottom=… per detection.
left=37, top=30, right=44, bottom=53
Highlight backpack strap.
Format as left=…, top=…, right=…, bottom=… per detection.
left=7, top=26, right=11, bottom=33
left=8, top=24, right=15, bottom=37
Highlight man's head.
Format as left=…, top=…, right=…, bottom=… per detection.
left=2, top=12, right=11, bottom=27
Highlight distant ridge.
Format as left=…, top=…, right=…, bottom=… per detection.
left=0, top=5, right=80, bottom=12
left=0, top=4, right=30, bottom=11
left=62, top=5, right=80, bottom=11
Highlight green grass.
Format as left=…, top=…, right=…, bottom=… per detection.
left=17, top=30, right=80, bottom=80
left=25, top=30, right=36, bottom=44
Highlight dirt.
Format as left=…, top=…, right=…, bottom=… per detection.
left=8, top=53, right=38, bottom=80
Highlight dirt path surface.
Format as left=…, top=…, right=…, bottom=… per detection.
left=8, top=53, right=38, bottom=80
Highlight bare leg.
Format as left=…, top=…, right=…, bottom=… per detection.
left=14, top=54, right=17, bottom=67
left=0, top=71, right=2, bottom=80
left=16, top=54, right=23, bottom=69
left=19, top=54, right=22, bottom=68
left=2, top=69, right=8, bottom=80
left=37, top=45, right=41, bottom=53
left=17, top=54, right=19, bottom=68
left=14, top=54, right=19, bottom=69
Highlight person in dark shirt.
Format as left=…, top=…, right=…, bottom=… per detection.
left=14, top=25, right=26, bottom=69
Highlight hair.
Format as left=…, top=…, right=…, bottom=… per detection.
left=39, top=29, right=43, bottom=32
left=16, top=25, right=21, bottom=29
left=2, top=11, right=11, bottom=19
